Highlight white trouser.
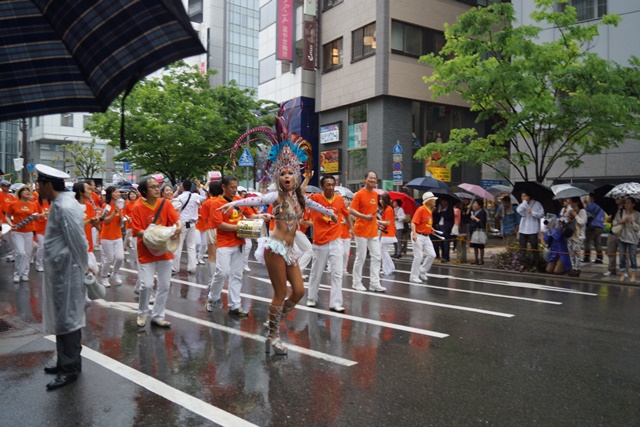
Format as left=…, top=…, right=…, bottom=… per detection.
left=208, top=245, right=244, bottom=310
left=87, top=252, right=99, bottom=274
left=92, top=227, right=100, bottom=248
left=131, top=238, right=142, bottom=291
left=173, top=225, right=197, bottom=273
left=11, top=231, right=33, bottom=277
left=353, top=235, right=381, bottom=288
left=342, top=238, right=351, bottom=273
left=197, top=230, right=207, bottom=260
left=243, top=238, right=253, bottom=266
left=380, top=240, right=396, bottom=275
left=295, top=230, right=313, bottom=273
left=308, top=239, right=344, bottom=308
left=35, top=233, right=45, bottom=269
left=410, top=234, right=436, bottom=280
left=101, top=238, right=124, bottom=278
left=138, top=260, right=172, bottom=320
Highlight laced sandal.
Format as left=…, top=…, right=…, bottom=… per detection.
left=265, top=305, right=288, bottom=355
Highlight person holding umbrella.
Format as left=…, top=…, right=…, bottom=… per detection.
left=564, top=197, right=588, bottom=277
left=516, top=191, right=545, bottom=259
left=612, top=198, right=640, bottom=283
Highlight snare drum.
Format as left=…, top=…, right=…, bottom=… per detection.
left=236, top=219, right=266, bottom=239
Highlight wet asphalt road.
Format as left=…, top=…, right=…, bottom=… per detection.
left=1, top=248, right=640, bottom=426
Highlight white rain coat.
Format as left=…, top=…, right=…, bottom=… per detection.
left=42, top=191, right=89, bottom=335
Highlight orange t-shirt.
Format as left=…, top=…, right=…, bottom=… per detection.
left=84, top=201, right=96, bottom=252
left=201, top=196, right=219, bottom=229
left=34, top=199, right=50, bottom=235
left=122, top=199, right=137, bottom=230
left=309, top=193, right=350, bottom=246
left=6, top=200, right=38, bottom=232
left=91, top=191, right=102, bottom=207
left=1, top=192, right=16, bottom=215
left=299, top=207, right=312, bottom=233
left=240, top=205, right=258, bottom=219
left=267, top=205, right=275, bottom=231
left=351, top=188, right=379, bottom=238
left=99, top=202, right=123, bottom=240
left=381, top=205, right=396, bottom=237
left=341, top=221, right=351, bottom=239
left=412, top=205, right=434, bottom=235
left=132, top=198, right=180, bottom=264
left=211, top=196, right=245, bottom=248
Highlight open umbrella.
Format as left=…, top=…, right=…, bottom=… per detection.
left=552, top=187, right=588, bottom=200
left=388, top=191, right=418, bottom=215
left=373, top=188, right=385, bottom=195
left=551, top=184, right=576, bottom=195
left=405, top=176, right=449, bottom=192
left=572, top=182, right=598, bottom=193
left=512, top=181, right=556, bottom=213
left=334, top=186, right=354, bottom=199
left=605, top=182, right=640, bottom=202
left=457, top=183, right=495, bottom=200
left=0, top=0, right=205, bottom=132
left=486, top=184, right=513, bottom=197
left=431, top=188, right=461, bottom=204
left=454, top=192, right=475, bottom=201
left=305, top=185, right=322, bottom=194
left=593, top=184, right=616, bottom=216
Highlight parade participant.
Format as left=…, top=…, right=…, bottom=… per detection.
left=349, top=171, right=386, bottom=292
left=99, top=186, right=125, bottom=287
left=33, top=185, right=50, bottom=272
left=123, top=190, right=138, bottom=249
left=5, top=185, right=40, bottom=282
left=296, top=204, right=314, bottom=278
left=37, top=164, right=89, bottom=391
left=86, top=179, right=102, bottom=252
left=409, top=192, right=438, bottom=283
left=341, top=197, right=354, bottom=274
left=73, top=182, right=101, bottom=276
left=161, top=184, right=175, bottom=200
left=0, top=180, right=16, bottom=261
left=195, top=196, right=208, bottom=265
left=131, top=176, right=182, bottom=328
left=218, top=116, right=337, bottom=354
left=204, top=175, right=252, bottom=317
left=172, top=179, right=206, bottom=274
left=306, top=175, right=351, bottom=312
left=392, top=199, right=406, bottom=258
left=378, top=193, right=397, bottom=276
left=201, top=181, right=223, bottom=278
left=239, top=193, right=262, bottom=272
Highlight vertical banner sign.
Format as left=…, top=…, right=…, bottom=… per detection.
left=277, top=0, right=293, bottom=61
left=303, top=21, right=317, bottom=71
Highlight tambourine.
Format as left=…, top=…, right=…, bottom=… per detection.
left=170, top=198, right=182, bottom=210
left=116, top=198, right=126, bottom=210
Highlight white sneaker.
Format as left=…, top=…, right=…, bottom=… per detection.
left=603, top=271, right=612, bottom=276
left=243, top=266, right=251, bottom=272
left=124, top=250, right=130, bottom=255
left=410, top=277, right=423, bottom=284
left=35, top=266, right=44, bottom=272
left=113, top=274, right=123, bottom=285
left=302, top=274, right=309, bottom=280
left=369, top=284, right=387, bottom=293
left=306, top=299, right=317, bottom=307
left=21, top=275, right=29, bottom=282
left=624, top=272, right=629, bottom=278
left=102, top=278, right=111, bottom=288
left=352, top=284, right=366, bottom=291
left=13, top=275, right=20, bottom=283
left=330, top=305, right=346, bottom=313
left=136, top=316, right=147, bottom=327
left=420, top=274, right=429, bottom=281
left=149, top=295, right=155, bottom=305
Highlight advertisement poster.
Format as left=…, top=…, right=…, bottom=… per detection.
left=320, top=149, right=340, bottom=174
left=348, top=122, right=368, bottom=149
left=320, top=122, right=341, bottom=144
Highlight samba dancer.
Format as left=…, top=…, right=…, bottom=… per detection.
left=217, top=113, right=337, bottom=355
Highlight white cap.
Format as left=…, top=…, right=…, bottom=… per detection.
left=35, top=164, right=69, bottom=181
left=237, top=186, right=247, bottom=193
left=422, top=191, right=438, bottom=202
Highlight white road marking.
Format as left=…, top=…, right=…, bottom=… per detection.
left=44, top=335, right=257, bottom=427
left=96, top=299, right=358, bottom=367
left=120, top=268, right=448, bottom=338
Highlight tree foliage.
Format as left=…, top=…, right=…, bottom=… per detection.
left=85, top=62, right=277, bottom=185
left=59, top=140, right=105, bottom=179
left=415, top=0, right=640, bottom=183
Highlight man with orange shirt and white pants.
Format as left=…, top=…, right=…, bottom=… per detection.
left=306, top=175, right=352, bottom=312
left=132, top=176, right=182, bottom=328
left=349, top=171, right=386, bottom=292
left=0, top=180, right=16, bottom=261
left=410, top=192, right=438, bottom=283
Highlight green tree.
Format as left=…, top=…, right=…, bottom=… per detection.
left=57, top=140, right=105, bottom=179
left=415, top=0, right=640, bottom=183
left=85, top=62, right=276, bottom=185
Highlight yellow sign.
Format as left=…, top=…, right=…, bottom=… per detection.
left=427, top=166, right=451, bottom=182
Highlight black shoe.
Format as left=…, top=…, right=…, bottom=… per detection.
left=228, top=308, right=249, bottom=318
left=582, top=257, right=590, bottom=263
left=44, top=366, right=60, bottom=375
left=46, top=373, right=78, bottom=391
left=593, top=259, right=603, bottom=264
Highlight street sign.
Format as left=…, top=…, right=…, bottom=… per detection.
left=122, top=161, right=131, bottom=173
left=393, top=162, right=402, bottom=171
left=392, top=171, right=403, bottom=185
left=481, top=179, right=504, bottom=189
left=26, top=163, right=34, bottom=171
left=238, top=148, right=254, bottom=167
left=393, top=144, right=402, bottom=155
left=393, top=154, right=402, bottom=162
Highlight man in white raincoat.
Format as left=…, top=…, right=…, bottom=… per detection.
left=37, top=164, right=89, bottom=391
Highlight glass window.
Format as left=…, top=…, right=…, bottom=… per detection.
left=391, top=20, right=445, bottom=58
left=323, top=0, right=343, bottom=11
left=259, top=54, right=276, bottom=83
left=570, top=0, right=606, bottom=21
left=260, top=1, right=276, bottom=30
left=347, top=149, right=367, bottom=184
left=348, top=104, right=368, bottom=149
left=61, top=113, right=73, bottom=127
left=352, top=22, right=376, bottom=62
left=322, top=38, right=343, bottom=72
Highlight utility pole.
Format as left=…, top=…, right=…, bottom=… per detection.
left=20, top=118, right=28, bottom=182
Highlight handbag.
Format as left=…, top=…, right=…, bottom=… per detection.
left=470, top=230, right=487, bottom=245
left=611, top=224, right=622, bottom=235
left=561, top=221, right=576, bottom=238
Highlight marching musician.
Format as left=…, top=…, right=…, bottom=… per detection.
left=5, top=185, right=40, bottom=282
left=172, top=179, right=206, bottom=274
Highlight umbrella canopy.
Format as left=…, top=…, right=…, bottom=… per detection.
left=334, top=186, right=354, bottom=199
left=405, top=176, right=449, bottom=192
left=571, top=182, right=598, bottom=192
left=512, top=181, right=556, bottom=213
left=551, top=184, right=576, bottom=195
left=305, top=185, right=322, bottom=194
left=454, top=192, right=475, bottom=201
left=431, top=188, right=461, bottom=204
left=373, top=188, right=385, bottom=195
left=593, top=184, right=616, bottom=216
left=0, top=0, right=206, bottom=122
left=388, top=191, right=418, bottom=215
left=552, top=187, right=588, bottom=200
left=457, top=183, right=495, bottom=200
left=605, top=182, right=640, bottom=202
left=486, top=184, right=513, bottom=197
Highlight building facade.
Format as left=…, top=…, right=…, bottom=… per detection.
left=0, top=120, right=20, bottom=181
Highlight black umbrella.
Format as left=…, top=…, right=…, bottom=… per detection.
left=431, top=188, right=461, bottom=204
left=0, top=0, right=205, bottom=133
left=406, top=176, right=450, bottom=192
left=571, top=182, right=598, bottom=193
left=512, top=181, right=556, bottom=213
left=593, top=184, right=617, bottom=216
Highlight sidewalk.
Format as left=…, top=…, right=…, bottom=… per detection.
left=395, top=237, right=636, bottom=287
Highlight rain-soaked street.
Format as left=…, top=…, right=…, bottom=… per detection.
left=1, top=247, right=640, bottom=426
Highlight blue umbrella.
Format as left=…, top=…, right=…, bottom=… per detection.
left=405, top=176, right=449, bottom=191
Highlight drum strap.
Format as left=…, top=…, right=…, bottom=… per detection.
left=152, top=199, right=167, bottom=225
left=181, top=193, right=192, bottom=212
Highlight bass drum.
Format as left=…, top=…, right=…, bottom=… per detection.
left=236, top=219, right=266, bottom=239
